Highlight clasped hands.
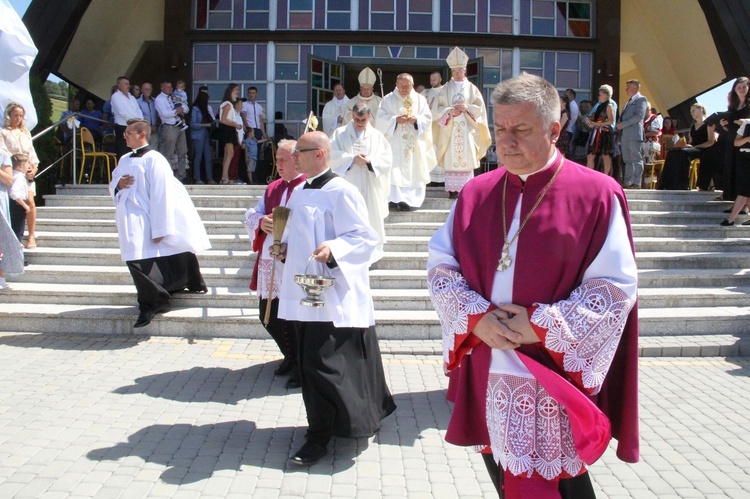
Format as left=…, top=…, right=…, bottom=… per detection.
left=396, top=114, right=416, bottom=125
left=450, top=104, right=466, bottom=117
left=472, top=303, right=540, bottom=350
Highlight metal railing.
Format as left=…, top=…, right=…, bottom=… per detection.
left=33, top=112, right=112, bottom=184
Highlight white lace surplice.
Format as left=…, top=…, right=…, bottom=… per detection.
left=427, top=193, right=637, bottom=480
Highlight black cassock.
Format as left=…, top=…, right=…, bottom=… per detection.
left=291, top=169, right=395, bottom=445
left=293, top=321, right=396, bottom=445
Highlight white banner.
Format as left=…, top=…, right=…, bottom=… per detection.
left=0, top=0, right=38, bottom=130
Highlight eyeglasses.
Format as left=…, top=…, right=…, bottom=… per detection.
left=123, top=130, right=142, bottom=136
left=292, top=147, right=321, bottom=155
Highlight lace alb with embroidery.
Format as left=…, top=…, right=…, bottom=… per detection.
left=486, top=372, right=584, bottom=480
left=531, top=278, right=635, bottom=391
left=257, top=258, right=281, bottom=300
left=244, top=210, right=263, bottom=245
left=427, top=264, right=490, bottom=362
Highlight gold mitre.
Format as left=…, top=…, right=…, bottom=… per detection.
left=446, top=47, right=469, bottom=69
left=358, top=67, right=376, bottom=87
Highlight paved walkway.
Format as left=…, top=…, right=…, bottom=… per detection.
left=0, top=333, right=748, bottom=498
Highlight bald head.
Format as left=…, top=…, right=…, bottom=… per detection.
left=293, top=131, right=331, bottom=177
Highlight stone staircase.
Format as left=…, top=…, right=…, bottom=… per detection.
left=2, top=185, right=750, bottom=350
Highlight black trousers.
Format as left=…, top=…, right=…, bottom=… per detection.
left=291, top=321, right=396, bottom=445
left=9, top=200, right=26, bottom=242
left=115, top=124, right=128, bottom=159
left=482, top=454, right=596, bottom=498
left=126, top=252, right=206, bottom=311
left=258, top=298, right=297, bottom=362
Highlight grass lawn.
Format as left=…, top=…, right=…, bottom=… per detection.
left=51, top=98, right=68, bottom=124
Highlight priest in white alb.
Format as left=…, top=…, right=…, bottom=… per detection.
left=344, top=67, right=382, bottom=127
left=422, top=70, right=446, bottom=186
left=321, top=83, right=349, bottom=137
left=331, top=102, right=392, bottom=262
left=376, top=73, right=436, bottom=211
left=110, top=118, right=211, bottom=328
left=434, top=47, right=492, bottom=199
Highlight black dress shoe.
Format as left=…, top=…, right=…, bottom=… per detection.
left=742, top=219, right=750, bottom=226
left=274, top=358, right=294, bottom=376
left=448, top=191, right=458, bottom=200
left=285, top=370, right=301, bottom=389
left=289, top=441, right=327, bottom=466
left=720, top=219, right=734, bottom=226
left=724, top=208, right=749, bottom=214
left=398, top=202, right=412, bottom=212
left=133, top=309, right=156, bottom=328
left=388, top=202, right=398, bottom=212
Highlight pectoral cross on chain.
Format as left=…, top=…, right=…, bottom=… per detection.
left=496, top=243, right=512, bottom=271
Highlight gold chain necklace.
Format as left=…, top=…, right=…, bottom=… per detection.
left=496, top=161, right=564, bottom=271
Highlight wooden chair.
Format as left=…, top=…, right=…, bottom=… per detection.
left=78, top=127, right=117, bottom=184
left=644, top=160, right=665, bottom=189
left=689, top=158, right=700, bottom=190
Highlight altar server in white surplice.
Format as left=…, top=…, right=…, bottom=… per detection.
left=322, top=83, right=349, bottom=137
left=277, top=131, right=395, bottom=467
left=434, top=47, right=492, bottom=199
left=331, top=102, right=392, bottom=262
left=343, top=67, right=382, bottom=127
left=376, top=73, right=436, bottom=211
left=109, top=119, right=210, bottom=328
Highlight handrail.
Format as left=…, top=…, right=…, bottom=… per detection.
left=31, top=111, right=111, bottom=184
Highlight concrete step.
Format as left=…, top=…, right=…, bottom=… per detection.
left=44, top=194, right=456, bottom=211
left=0, top=303, right=440, bottom=339
left=15, top=264, right=429, bottom=289
left=5, top=281, right=750, bottom=311
left=0, top=283, right=436, bottom=310
left=0, top=302, right=746, bottom=339
left=27, top=231, right=750, bottom=254
left=34, top=217, right=750, bottom=241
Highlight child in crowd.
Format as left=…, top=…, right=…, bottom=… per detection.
left=9, top=153, right=30, bottom=243
left=173, top=80, right=190, bottom=131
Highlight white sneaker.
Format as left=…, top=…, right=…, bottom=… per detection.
left=0, top=277, right=8, bottom=290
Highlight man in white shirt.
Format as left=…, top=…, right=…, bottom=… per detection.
left=154, top=80, right=189, bottom=182
left=322, top=83, right=349, bottom=137
left=110, top=76, right=144, bottom=158
left=241, top=87, right=269, bottom=183
left=564, top=88, right=580, bottom=157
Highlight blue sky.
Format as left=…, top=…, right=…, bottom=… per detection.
left=8, top=0, right=30, bottom=16
left=7, top=0, right=734, bottom=114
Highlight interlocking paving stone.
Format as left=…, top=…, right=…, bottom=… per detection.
left=0, top=334, right=749, bottom=497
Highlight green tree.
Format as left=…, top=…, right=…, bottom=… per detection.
left=30, top=76, right=57, bottom=169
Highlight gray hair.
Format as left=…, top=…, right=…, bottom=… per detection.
left=352, top=102, right=371, bottom=116
left=490, top=72, right=560, bottom=130
left=277, top=139, right=297, bottom=152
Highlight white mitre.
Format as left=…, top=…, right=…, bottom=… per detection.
left=446, top=47, right=469, bottom=69
left=359, top=67, right=376, bottom=87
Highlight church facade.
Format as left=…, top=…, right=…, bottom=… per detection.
left=173, top=0, right=619, bottom=137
